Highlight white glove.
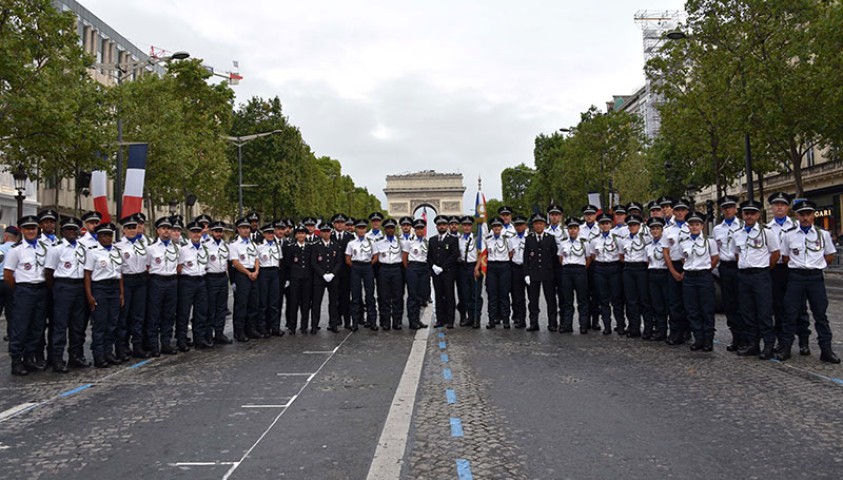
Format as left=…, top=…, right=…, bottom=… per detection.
left=432, top=265, right=443, bottom=275
left=284, top=281, right=290, bottom=289
left=323, top=273, right=335, bottom=283
left=231, top=284, right=236, bottom=293
left=525, top=276, right=531, bottom=286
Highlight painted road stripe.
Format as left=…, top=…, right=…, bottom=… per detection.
left=438, top=332, right=445, bottom=338
left=276, top=372, right=315, bottom=376
left=0, top=403, right=40, bottom=422
left=440, top=353, right=449, bottom=363
left=445, top=389, right=457, bottom=404
left=59, top=384, right=92, bottom=397
left=241, top=405, right=288, bottom=409
left=450, top=417, right=464, bottom=437
left=128, top=359, right=151, bottom=369
left=303, top=350, right=333, bottom=354
left=443, top=368, right=452, bottom=380
left=366, top=307, right=434, bottom=480
left=171, top=461, right=239, bottom=467
left=439, top=341, right=447, bottom=349
left=456, top=459, right=473, bottom=480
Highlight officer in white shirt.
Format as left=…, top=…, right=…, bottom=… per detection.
left=498, top=206, right=517, bottom=239
left=508, top=215, right=529, bottom=329
left=712, top=195, right=743, bottom=351
left=346, top=218, right=377, bottom=331
left=621, top=214, right=652, bottom=338
left=37, top=208, right=60, bottom=247
left=546, top=204, right=568, bottom=243
left=4, top=215, right=49, bottom=376
left=456, top=216, right=481, bottom=328
left=659, top=196, right=676, bottom=227
left=558, top=217, right=591, bottom=334
left=146, top=217, right=179, bottom=356
left=680, top=211, right=719, bottom=352
left=230, top=216, right=260, bottom=342
left=256, top=223, right=282, bottom=337
left=79, top=211, right=103, bottom=249
left=485, top=216, right=513, bottom=328
left=116, top=213, right=148, bottom=360
left=663, top=198, right=691, bottom=345
left=646, top=217, right=669, bottom=341
left=366, top=212, right=385, bottom=243
left=732, top=200, right=780, bottom=359
left=779, top=200, right=840, bottom=363
left=375, top=218, right=405, bottom=330
left=767, top=192, right=810, bottom=354
left=44, top=217, right=86, bottom=373
left=590, top=212, right=624, bottom=335
left=402, top=218, right=430, bottom=330
left=580, top=204, right=601, bottom=330
left=205, top=221, right=232, bottom=344
left=84, top=222, right=124, bottom=368
left=177, top=221, right=210, bottom=351
left=611, top=204, right=629, bottom=238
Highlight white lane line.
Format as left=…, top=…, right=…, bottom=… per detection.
left=302, top=350, right=333, bottom=354
left=241, top=405, right=288, bottom=409
left=171, top=462, right=239, bottom=467
left=365, top=307, right=433, bottom=480
left=275, top=373, right=315, bottom=376
left=221, top=333, right=352, bottom=480
left=0, top=402, right=40, bottom=422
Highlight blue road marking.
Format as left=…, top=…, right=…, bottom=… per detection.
left=438, top=332, right=445, bottom=338
left=441, top=353, right=449, bottom=363
left=456, top=459, right=473, bottom=480
left=446, top=389, right=457, bottom=404
left=450, top=417, right=464, bottom=437
left=59, top=384, right=92, bottom=397
left=443, top=368, right=452, bottom=380
left=439, top=341, right=447, bottom=349
left=129, top=359, right=151, bottom=369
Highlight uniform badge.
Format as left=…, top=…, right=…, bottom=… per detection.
left=240, top=254, right=246, bottom=260
left=124, top=252, right=130, bottom=259
left=23, top=263, right=31, bottom=271
left=155, top=257, right=162, bottom=265
left=100, top=260, right=108, bottom=268
left=294, top=257, right=299, bottom=263
left=792, top=248, right=800, bottom=255
left=530, top=251, right=535, bottom=257
left=64, top=261, right=72, bottom=269
left=815, top=240, right=822, bottom=248
left=317, top=256, right=323, bottom=261
left=210, top=255, right=217, bottom=262
left=261, top=254, right=268, bottom=261
left=352, top=249, right=358, bottom=256
left=187, top=261, right=193, bottom=268
left=413, top=248, right=418, bottom=255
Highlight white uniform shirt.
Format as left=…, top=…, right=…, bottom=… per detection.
left=612, top=223, right=629, bottom=238
left=179, top=242, right=208, bottom=276
left=621, top=232, right=652, bottom=263
left=781, top=225, right=837, bottom=270
left=377, top=236, right=404, bottom=265
left=501, top=223, right=516, bottom=239
left=647, top=237, right=668, bottom=270
left=680, top=234, right=719, bottom=271
left=399, top=232, right=417, bottom=246
left=84, top=244, right=123, bottom=281
left=558, top=237, right=590, bottom=266
left=733, top=223, right=779, bottom=269
left=229, top=237, right=258, bottom=269
left=257, top=240, right=282, bottom=268
left=116, top=236, right=147, bottom=275
left=346, top=235, right=375, bottom=262
left=365, top=229, right=385, bottom=243
left=485, top=234, right=511, bottom=262
left=457, top=233, right=478, bottom=264
left=665, top=222, right=691, bottom=261
left=580, top=222, right=601, bottom=241
left=4, top=240, right=48, bottom=283
left=45, top=239, right=87, bottom=279
left=768, top=216, right=796, bottom=264
left=590, top=233, right=623, bottom=263
left=205, top=239, right=230, bottom=274
left=508, top=232, right=527, bottom=265
left=79, top=231, right=99, bottom=250
left=547, top=224, right=569, bottom=243
left=712, top=218, right=743, bottom=262
left=146, top=239, right=179, bottom=276
left=403, top=236, right=429, bottom=262
left=39, top=233, right=60, bottom=248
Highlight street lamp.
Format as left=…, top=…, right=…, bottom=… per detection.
left=168, top=199, right=179, bottom=215
left=223, top=130, right=284, bottom=217
left=12, top=164, right=27, bottom=220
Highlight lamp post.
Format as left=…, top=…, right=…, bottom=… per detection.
left=96, top=51, right=190, bottom=219
left=12, top=164, right=27, bottom=220
left=223, top=130, right=284, bottom=217
left=665, top=30, right=754, bottom=202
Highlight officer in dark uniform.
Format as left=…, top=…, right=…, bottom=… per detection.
left=428, top=215, right=459, bottom=328
left=376, top=218, right=405, bottom=330
left=448, top=216, right=460, bottom=237
left=303, top=217, right=319, bottom=244
left=508, top=214, right=529, bottom=329
left=312, top=222, right=342, bottom=332
left=403, top=218, right=430, bottom=330
left=524, top=213, right=558, bottom=331
left=247, top=211, right=261, bottom=243
left=331, top=214, right=353, bottom=329
left=286, top=224, right=313, bottom=333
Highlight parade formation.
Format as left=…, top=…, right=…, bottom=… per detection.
left=2, top=192, right=840, bottom=377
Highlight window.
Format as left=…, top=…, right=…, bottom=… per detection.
left=806, top=147, right=816, bottom=168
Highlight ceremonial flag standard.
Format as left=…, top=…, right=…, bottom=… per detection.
left=121, top=144, right=147, bottom=219
left=90, top=170, right=111, bottom=223
left=474, top=189, right=489, bottom=275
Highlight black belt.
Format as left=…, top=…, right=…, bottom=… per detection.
left=789, top=269, right=823, bottom=275
left=352, top=261, right=371, bottom=266
left=487, top=260, right=509, bottom=264
left=179, top=275, right=205, bottom=281
left=17, top=282, right=46, bottom=288
left=261, top=266, right=279, bottom=271
left=92, top=279, right=120, bottom=285
left=684, top=270, right=711, bottom=277
left=380, top=263, right=402, bottom=267
left=740, top=267, right=768, bottom=274
left=624, top=262, right=647, bottom=268
left=595, top=261, right=620, bottom=266
left=409, top=261, right=427, bottom=266
left=123, top=272, right=147, bottom=279
left=563, top=264, right=586, bottom=270
left=720, top=261, right=738, bottom=268
left=54, top=277, right=83, bottom=284
left=206, top=272, right=228, bottom=278
left=150, top=274, right=177, bottom=281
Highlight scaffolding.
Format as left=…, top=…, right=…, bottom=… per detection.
left=634, top=10, right=685, bottom=139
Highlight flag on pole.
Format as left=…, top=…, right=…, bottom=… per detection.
left=421, top=207, right=428, bottom=237
left=90, top=170, right=111, bottom=223
left=474, top=188, right=489, bottom=275
left=121, top=144, right=147, bottom=219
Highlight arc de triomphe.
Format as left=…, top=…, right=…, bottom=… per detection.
left=384, top=171, right=466, bottom=218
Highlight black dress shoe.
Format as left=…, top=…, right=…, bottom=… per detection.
left=409, top=324, right=420, bottom=330
left=198, top=339, right=215, bottom=349
left=602, top=328, right=612, bottom=335
left=737, top=345, right=761, bottom=356
left=327, top=326, right=339, bottom=332
left=300, top=328, right=309, bottom=334
left=514, top=322, right=526, bottom=329
left=799, top=345, right=811, bottom=356
left=418, top=322, right=428, bottom=328
left=287, top=329, right=296, bottom=335
left=472, top=323, right=480, bottom=329
left=627, top=330, right=641, bottom=338
left=690, top=342, right=704, bottom=351
left=433, top=323, right=444, bottom=328
left=247, top=330, right=263, bottom=339
left=271, top=328, right=285, bottom=337
left=186, top=338, right=194, bottom=347
left=52, top=360, right=69, bottom=373
left=726, top=340, right=740, bottom=352
left=459, top=320, right=472, bottom=327
left=526, top=325, right=539, bottom=332
left=774, top=350, right=791, bottom=361
left=344, top=325, right=353, bottom=330
left=652, top=332, right=667, bottom=342
left=702, top=341, right=714, bottom=352
left=24, top=357, right=46, bottom=372
left=486, top=324, right=496, bottom=329
left=310, top=328, right=319, bottom=334
left=548, top=326, right=558, bottom=332
left=382, top=325, right=391, bottom=331
left=351, top=326, right=359, bottom=332
left=132, top=347, right=150, bottom=359
left=94, top=357, right=111, bottom=368
left=370, top=325, right=379, bottom=331
left=11, top=361, right=28, bottom=376
left=820, top=348, right=841, bottom=364
left=641, top=332, right=652, bottom=340
left=177, top=343, right=190, bottom=353
left=560, top=327, right=573, bottom=333
left=104, top=353, right=121, bottom=365
left=758, top=344, right=775, bottom=360
left=617, top=328, right=628, bottom=336
left=256, top=328, right=268, bottom=338
left=149, top=349, right=161, bottom=358
left=393, top=325, right=403, bottom=330
left=446, top=324, right=454, bottom=329
left=234, top=333, right=249, bottom=343
left=580, top=328, right=589, bottom=334
left=215, top=333, right=234, bottom=344
left=161, top=345, right=178, bottom=355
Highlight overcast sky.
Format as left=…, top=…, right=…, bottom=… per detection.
left=82, top=0, right=685, bottom=212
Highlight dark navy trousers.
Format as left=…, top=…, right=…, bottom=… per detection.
left=667, top=261, right=687, bottom=335
left=9, top=283, right=46, bottom=361
left=50, top=279, right=86, bottom=360
left=683, top=270, right=715, bottom=342
left=738, top=269, right=774, bottom=346
left=177, top=276, right=208, bottom=344
left=623, top=264, right=650, bottom=334
left=258, top=268, right=280, bottom=333
left=350, top=263, right=376, bottom=328
left=378, top=264, right=404, bottom=327
left=90, top=280, right=120, bottom=359
left=406, top=262, right=430, bottom=326
left=147, top=275, right=177, bottom=350
left=593, top=262, right=623, bottom=331
left=648, top=269, right=669, bottom=335
left=783, top=269, right=833, bottom=348
left=117, top=273, right=146, bottom=351
left=485, top=262, right=511, bottom=324
left=206, top=273, right=229, bottom=337
left=561, top=265, right=588, bottom=330
left=233, top=271, right=258, bottom=335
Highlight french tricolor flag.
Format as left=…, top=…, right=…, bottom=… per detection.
left=122, top=144, right=147, bottom=219
left=90, top=170, right=111, bottom=223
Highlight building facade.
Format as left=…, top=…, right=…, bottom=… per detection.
left=384, top=171, right=466, bottom=218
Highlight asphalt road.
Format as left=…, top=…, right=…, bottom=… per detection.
left=1, top=276, right=842, bottom=480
